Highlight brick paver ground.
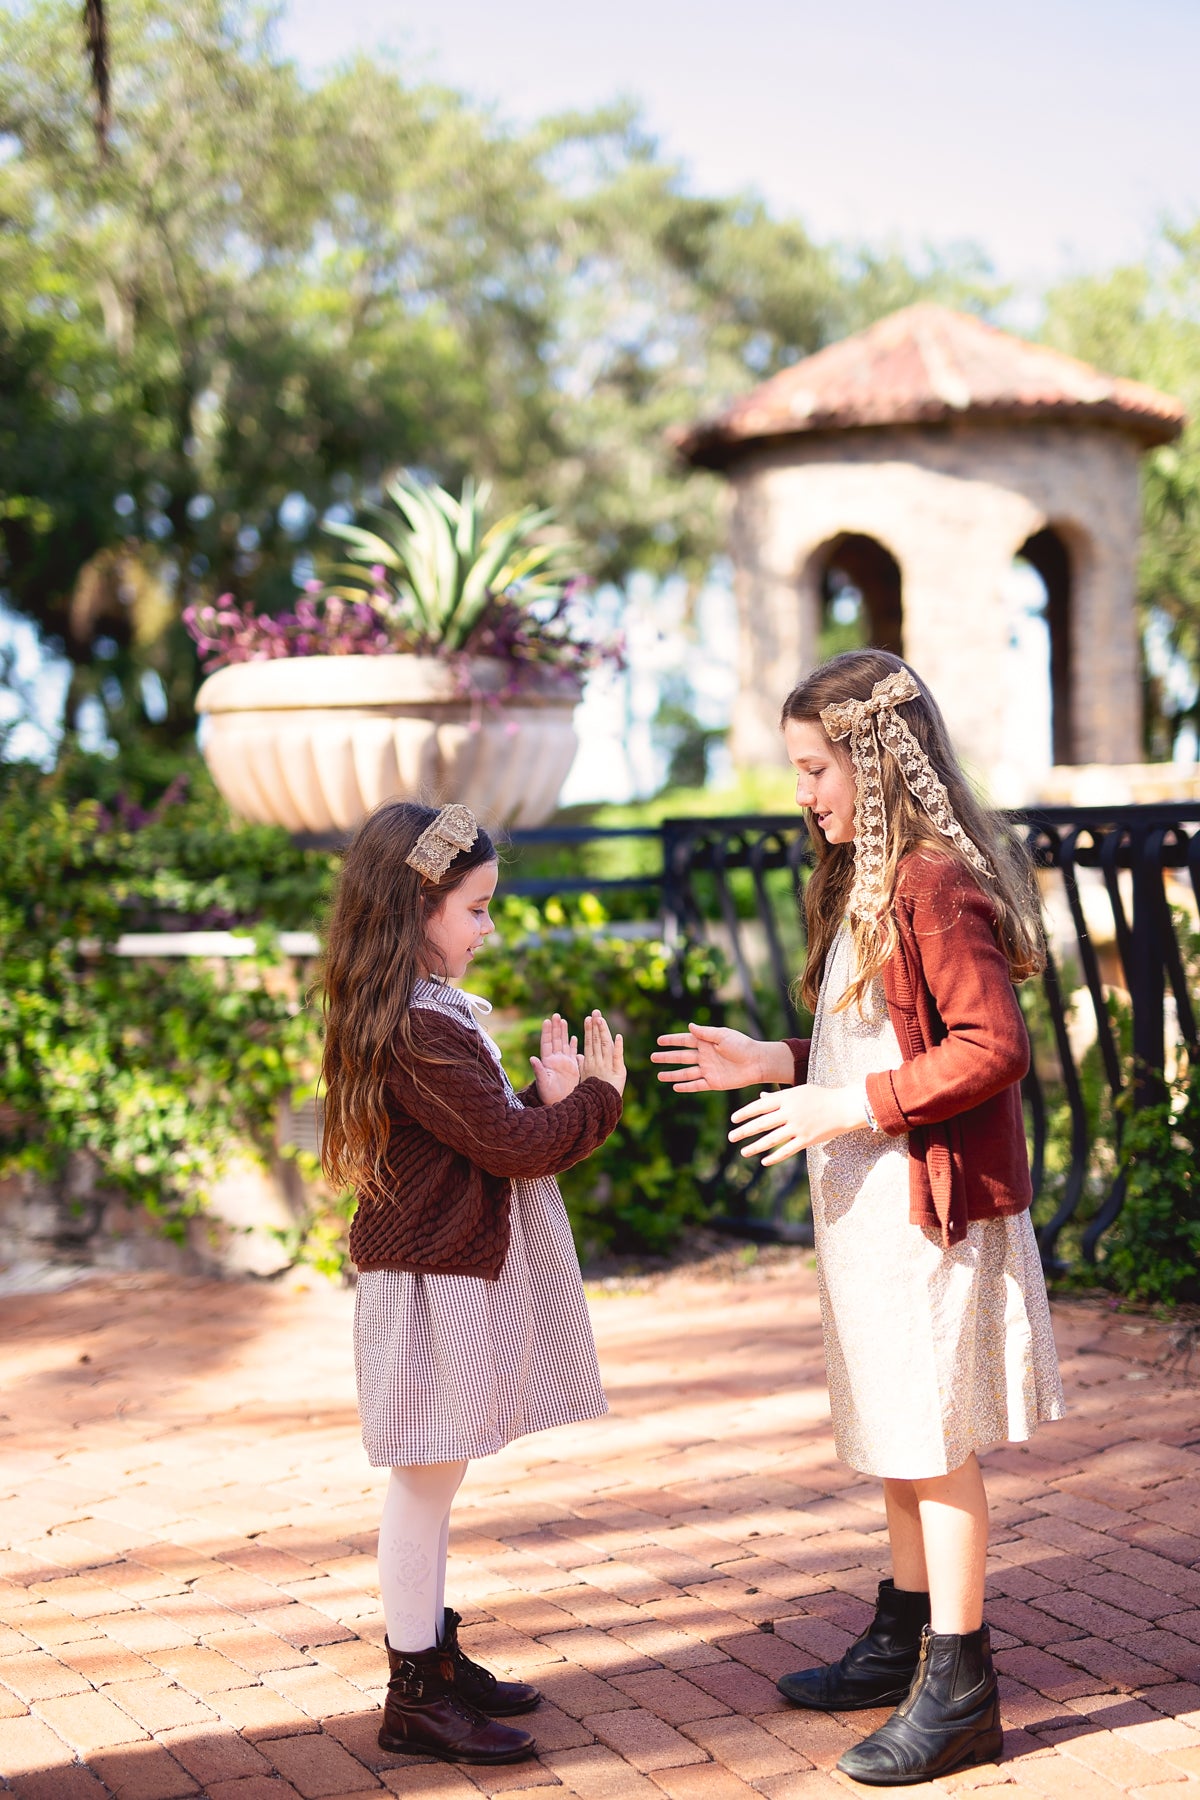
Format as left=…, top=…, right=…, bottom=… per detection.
left=1, top=1254, right=1198, bottom=1799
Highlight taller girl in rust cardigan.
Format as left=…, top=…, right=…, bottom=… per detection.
left=655, top=651, right=1064, bottom=1790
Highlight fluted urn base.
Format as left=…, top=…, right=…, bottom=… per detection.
left=195, top=655, right=581, bottom=835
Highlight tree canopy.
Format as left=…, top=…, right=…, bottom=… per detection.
left=9, top=2, right=1199, bottom=763
left=1042, top=227, right=1200, bottom=756
left=0, top=0, right=994, bottom=751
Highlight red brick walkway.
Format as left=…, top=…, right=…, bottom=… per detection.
left=1, top=1257, right=1198, bottom=1799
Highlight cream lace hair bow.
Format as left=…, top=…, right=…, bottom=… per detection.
left=405, top=804, right=479, bottom=881
left=819, top=669, right=990, bottom=921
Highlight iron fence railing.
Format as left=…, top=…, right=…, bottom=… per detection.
left=508, top=804, right=1200, bottom=1265
left=1019, top=805, right=1200, bottom=1264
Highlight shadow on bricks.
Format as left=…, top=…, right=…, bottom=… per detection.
left=1, top=1264, right=1199, bottom=1797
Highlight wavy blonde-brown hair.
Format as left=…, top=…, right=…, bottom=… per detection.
left=781, top=650, right=1044, bottom=1014
left=319, top=799, right=497, bottom=1196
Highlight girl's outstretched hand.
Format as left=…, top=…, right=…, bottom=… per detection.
left=530, top=1013, right=582, bottom=1105
left=653, top=1022, right=769, bottom=1092
left=582, top=1009, right=626, bottom=1095
left=728, top=1083, right=868, bottom=1165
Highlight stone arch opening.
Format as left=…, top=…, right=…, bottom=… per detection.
left=813, top=533, right=904, bottom=659
left=1015, top=526, right=1074, bottom=764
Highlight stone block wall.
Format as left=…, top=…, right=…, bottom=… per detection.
left=726, top=420, right=1144, bottom=788
left=0, top=1143, right=318, bottom=1287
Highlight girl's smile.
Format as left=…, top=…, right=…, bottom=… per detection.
left=784, top=718, right=857, bottom=844
left=424, top=860, right=499, bottom=980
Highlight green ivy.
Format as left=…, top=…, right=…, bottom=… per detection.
left=1101, top=1058, right=1200, bottom=1305
left=1081, top=905, right=1200, bottom=1304
left=1020, top=978, right=1130, bottom=1264
left=0, top=757, right=331, bottom=1233
left=0, top=764, right=734, bottom=1264
left=469, top=894, right=730, bottom=1259
left=27, top=746, right=1198, bottom=1293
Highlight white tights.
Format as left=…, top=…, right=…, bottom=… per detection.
left=378, top=1460, right=468, bottom=1652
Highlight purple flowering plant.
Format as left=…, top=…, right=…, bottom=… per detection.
left=184, top=473, right=623, bottom=690
left=183, top=589, right=395, bottom=671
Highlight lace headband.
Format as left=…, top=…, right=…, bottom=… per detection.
left=405, top=804, right=479, bottom=881
left=819, top=668, right=990, bottom=921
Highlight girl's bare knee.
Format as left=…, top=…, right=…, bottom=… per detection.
left=912, top=1454, right=983, bottom=1493
left=883, top=1475, right=918, bottom=1503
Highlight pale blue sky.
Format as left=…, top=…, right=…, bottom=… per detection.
left=278, top=0, right=1200, bottom=299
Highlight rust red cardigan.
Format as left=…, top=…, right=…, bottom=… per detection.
left=786, top=853, right=1033, bottom=1246
left=349, top=1008, right=622, bottom=1278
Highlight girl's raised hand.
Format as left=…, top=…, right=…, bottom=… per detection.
left=652, top=1022, right=766, bottom=1093
left=582, top=1009, right=626, bottom=1095
left=530, top=1013, right=581, bottom=1106
left=728, top=1083, right=867, bottom=1165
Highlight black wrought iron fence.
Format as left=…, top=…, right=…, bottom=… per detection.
left=509, top=803, right=1200, bottom=1265
left=1018, top=804, right=1200, bottom=1265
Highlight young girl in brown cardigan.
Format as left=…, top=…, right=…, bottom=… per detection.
left=321, top=799, right=625, bottom=1767
left=655, top=651, right=1064, bottom=1787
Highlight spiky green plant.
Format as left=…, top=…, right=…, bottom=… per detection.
left=323, top=473, right=580, bottom=653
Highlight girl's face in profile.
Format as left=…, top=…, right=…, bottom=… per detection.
left=784, top=719, right=857, bottom=844
left=424, top=860, right=499, bottom=980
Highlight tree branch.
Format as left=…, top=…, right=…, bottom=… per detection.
left=83, top=0, right=111, bottom=161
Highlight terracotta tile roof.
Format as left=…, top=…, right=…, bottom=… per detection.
left=674, top=303, right=1185, bottom=467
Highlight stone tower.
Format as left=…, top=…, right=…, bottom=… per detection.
left=675, top=304, right=1184, bottom=795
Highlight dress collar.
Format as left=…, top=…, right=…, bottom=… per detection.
left=412, top=975, right=493, bottom=1019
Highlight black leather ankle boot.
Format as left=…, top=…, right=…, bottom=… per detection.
left=777, top=1579, right=930, bottom=1710
left=380, top=1640, right=536, bottom=1763
left=440, top=1607, right=541, bottom=1716
left=836, top=1624, right=1002, bottom=1785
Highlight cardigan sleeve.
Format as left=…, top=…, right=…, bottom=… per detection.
left=865, top=861, right=1030, bottom=1135
left=387, top=1010, right=622, bottom=1177
left=784, top=1037, right=811, bottom=1086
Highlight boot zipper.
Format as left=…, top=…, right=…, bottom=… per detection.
left=895, top=1630, right=929, bottom=1717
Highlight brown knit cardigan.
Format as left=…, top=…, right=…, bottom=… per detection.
left=348, top=1008, right=623, bottom=1278
left=786, top=852, right=1032, bottom=1246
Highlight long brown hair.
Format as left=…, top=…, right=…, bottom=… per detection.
left=319, top=800, right=497, bottom=1195
left=781, top=650, right=1044, bottom=1013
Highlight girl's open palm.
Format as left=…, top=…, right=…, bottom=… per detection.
left=582, top=1010, right=626, bottom=1095
left=530, top=1013, right=581, bottom=1105
left=729, top=1083, right=865, bottom=1164
left=652, top=1022, right=763, bottom=1093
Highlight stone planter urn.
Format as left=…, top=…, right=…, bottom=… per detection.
left=195, top=655, right=581, bottom=835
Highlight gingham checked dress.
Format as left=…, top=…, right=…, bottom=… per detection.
left=353, top=980, right=609, bottom=1468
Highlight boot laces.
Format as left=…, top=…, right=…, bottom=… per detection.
left=388, top=1671, right=487, bottom=1727
left=449, top=1694, right=487, bottom=1725
left=456, top=1649, right=498, bottom=1692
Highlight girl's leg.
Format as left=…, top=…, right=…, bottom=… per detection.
left=910, top=1453, right=989, bottom=1633
left=434, top=1475, right=463, bottom=1625
left=376, top=1461, right=535, bottom=1765
left=836, top=1458, right=997, bottom=1781
left=778, top=1476, right=930, bottom=1710
left=379, top=1461, right=468, bottom=1652
left=884, top=1457, right=988, bottom=1626
left=882, top=1477, right=929, bottom=1592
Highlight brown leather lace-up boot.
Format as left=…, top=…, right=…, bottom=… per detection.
left=440, top=1608, right=542, bottom=1715
left=380, top=1641, right=536, bottom=1764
